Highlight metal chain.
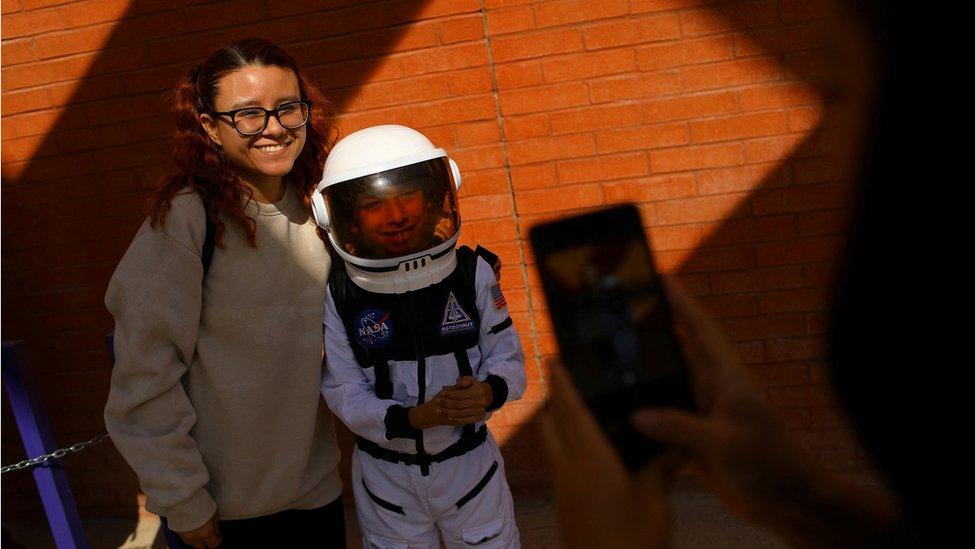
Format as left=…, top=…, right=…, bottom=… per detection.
left=1, top=433, right=110, bottom=474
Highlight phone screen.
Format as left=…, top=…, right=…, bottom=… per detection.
left=531, top=204, right=694, bottom=470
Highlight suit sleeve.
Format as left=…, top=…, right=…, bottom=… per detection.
left=320, top=287, right=418, bottom=441
left=473, top=258, right=526, bottom=411
left=103, top=222, right=216, bottom=533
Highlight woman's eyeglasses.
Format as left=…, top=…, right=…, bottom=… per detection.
left=210, top=100, right=312, bottom=136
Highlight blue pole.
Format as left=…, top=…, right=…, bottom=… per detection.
left=2, top=341, right=90, bottom=549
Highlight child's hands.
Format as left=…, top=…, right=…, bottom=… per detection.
left=437, top=376, right=493, bottom=426
left=409, top=377, right=492, bottom=428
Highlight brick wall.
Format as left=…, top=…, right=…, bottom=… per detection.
left=2, top=0, right=861, bottom=521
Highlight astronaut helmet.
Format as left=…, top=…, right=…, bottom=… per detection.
left=312, top=125, right=463, bottom=293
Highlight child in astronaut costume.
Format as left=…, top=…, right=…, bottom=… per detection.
left=313, top=125, right=525, bottom=548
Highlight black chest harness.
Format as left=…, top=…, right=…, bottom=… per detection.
left=329, top=246, right=499, bottom=475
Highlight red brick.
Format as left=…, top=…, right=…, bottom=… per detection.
left=636, top=35, right=734, bottom=71
left=748, top=361, right=809, bottom=387
left=449, top=67, right=494, bottom=95
left=630, top=0, right=720, bottom=12
left=809, top=407, right=850, bottom=430
left=486, top=5, right=535, bottom=35
left=647, top=225, right=702, bottom=252
left=659, top=244, right=754, bottom=273
left=515, top=183, right=604, bottom=215
left=491, top=28, right=583, bottom=62
left=595, top=121, right=689, bottom=153
left=724, top=314, right=806, bottom=341
left=765, top=336, right=824, bottom=361
left=603, top=173, right=696, bottom=202
left=1, top=38, right=37, bottom=65
left=456, top=121, right=501, bottom=147
left=494, top=60, right=544, bottom=89
left=744, top=134, right=808, bottom=164
left=510, top=164, right=558, bottom=191
left=734, top=22, right=828, bottom=57
left=784, top=51, right=831, bottom=79
left=756, top=238, right=837, bottom=267
left=550, top=102, right=642, bottom=135
left=534, top=0, right=629, bottom=28
left=739, top=82, right=819, bottom=111
left=499, top=82, right=589, bottom=115
left=399, top=42, right=488, bottom=76
left=644, top=90, right=738, bottom=122
left=752, top=183, right=846, bottom=215
left=457, top=168, right=506, bottom=196
left=57, top=0, right=130, bottom=28
left=451, top=144, right=505, bottom=171
left=348, top=74, right=451, bottom=110
left=798, top=210, right=848, bottom=236
left=679, top=0, right=778, bottom=36
left=791, top=157, right=841, bottom=185
left=33, top=23, right=115, bottom=59
left=541, top=48, right=636, bottom=83
left=408, top=95, right=496, bottom=126
left=504, top=113, right=552, bottom=141
left=438, top=14, right=484, bottom=44
left=767, top=383, right=835, bottom=407
left=779, top=0, right=837, bottom=23
left=507, top=132, right=595, bottom=165
left=581, top=13, right=680, bottom=50
left=699, top=215, right=797, bottom=247
left=697, top=162, right=788, bottom=195
left=458, top=193, right=515, bottom=220
left=788, top=105, right=826, bottom=132
left=709, top=265, right=806, bottom=294
left=691, top=111, right=788, bottom=143
left=1, top=8, right=64, bottom=39
left=461, top=218, right=519, bottom=244
left=682, top=57, right=782, bottom=92
left=649, top=142, right=743, bottom=172
left=1, top=88, right=52, bottom=116
left=698, top=293, right=757, bottom=318
left=555, top=152, right=649, bottom=184
left=655, top=194, right=748, bottom=225
left=588, top=70, right=682, bottom=103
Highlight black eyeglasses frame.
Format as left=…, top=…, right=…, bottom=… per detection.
left=210, top=100, right=313, bottom=136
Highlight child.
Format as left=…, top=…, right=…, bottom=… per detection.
left=312, top=125, right=525, bottom=548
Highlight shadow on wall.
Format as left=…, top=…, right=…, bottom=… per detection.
left=1, top=0, right=857, bottom=545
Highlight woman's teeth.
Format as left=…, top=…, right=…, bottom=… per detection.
left=256, top=143, right=287, bottom=153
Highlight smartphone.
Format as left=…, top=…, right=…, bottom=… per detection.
left=529, top=204, right=695, bottom=471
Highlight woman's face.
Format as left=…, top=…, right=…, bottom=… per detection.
left=201, top=64, right=306, bottom=189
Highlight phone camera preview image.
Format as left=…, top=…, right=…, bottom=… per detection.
left=531, top=205, right=695, bottom=471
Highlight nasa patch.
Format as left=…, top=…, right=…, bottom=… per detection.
left=440, top=291, right=475, bottom=336
left=354, top=309, right=393, bottom=349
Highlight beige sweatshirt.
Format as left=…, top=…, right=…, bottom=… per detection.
left=104, top=189, right=340, bottom=531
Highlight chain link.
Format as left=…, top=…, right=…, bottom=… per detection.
left=1, top=434, right=109, bottom=474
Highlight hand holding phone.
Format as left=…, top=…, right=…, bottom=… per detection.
left=529, top=204, right=695, bottom=470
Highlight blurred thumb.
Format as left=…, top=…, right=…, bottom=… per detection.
left=632, top=408, right=715, bottom=452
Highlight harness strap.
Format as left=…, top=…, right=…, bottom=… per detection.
left=373, top=360, right=393, bottom=399
left=356, top=425, right=488, bottom=467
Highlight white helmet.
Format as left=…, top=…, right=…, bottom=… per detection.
left=312, top=125, right=463, bottom=294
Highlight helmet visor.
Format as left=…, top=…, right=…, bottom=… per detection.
left=322, top=157, right=460, bottom=261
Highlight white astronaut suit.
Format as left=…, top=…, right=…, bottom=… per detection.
left=313, top=125, right=526, bottom=548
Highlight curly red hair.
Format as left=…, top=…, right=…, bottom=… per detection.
left=149, top=38, right=335, bottom=247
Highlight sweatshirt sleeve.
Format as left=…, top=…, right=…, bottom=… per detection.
left=474, top=258, right=526, bottom=411
left=320, top=287, right=415, bottom=442
left=103, top=200, right=216, bottom=532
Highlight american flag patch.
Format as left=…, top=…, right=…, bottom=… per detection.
left=490, top=282, right=507, bottom=310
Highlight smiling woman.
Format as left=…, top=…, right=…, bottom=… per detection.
left=102, top=39, right=347, bottom=549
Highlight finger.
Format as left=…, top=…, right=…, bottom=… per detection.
left=454, top=376, right=476, bottom=388
left=445, top=406, right=486, bottom=419
left=631, top=408, right=718, bottom=453
left=662, top=276, right=743, bottom=378
left=438, top=397, right=484, bottom=410
left=450, top=414, right=486, bottom=425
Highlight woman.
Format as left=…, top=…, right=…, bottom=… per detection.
left=104, top=39, right=344, bottom=548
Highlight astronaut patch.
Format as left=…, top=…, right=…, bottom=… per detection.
left=440, top=291, right=475, bottom=336
left=354, top=309, right=393, bottom=349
